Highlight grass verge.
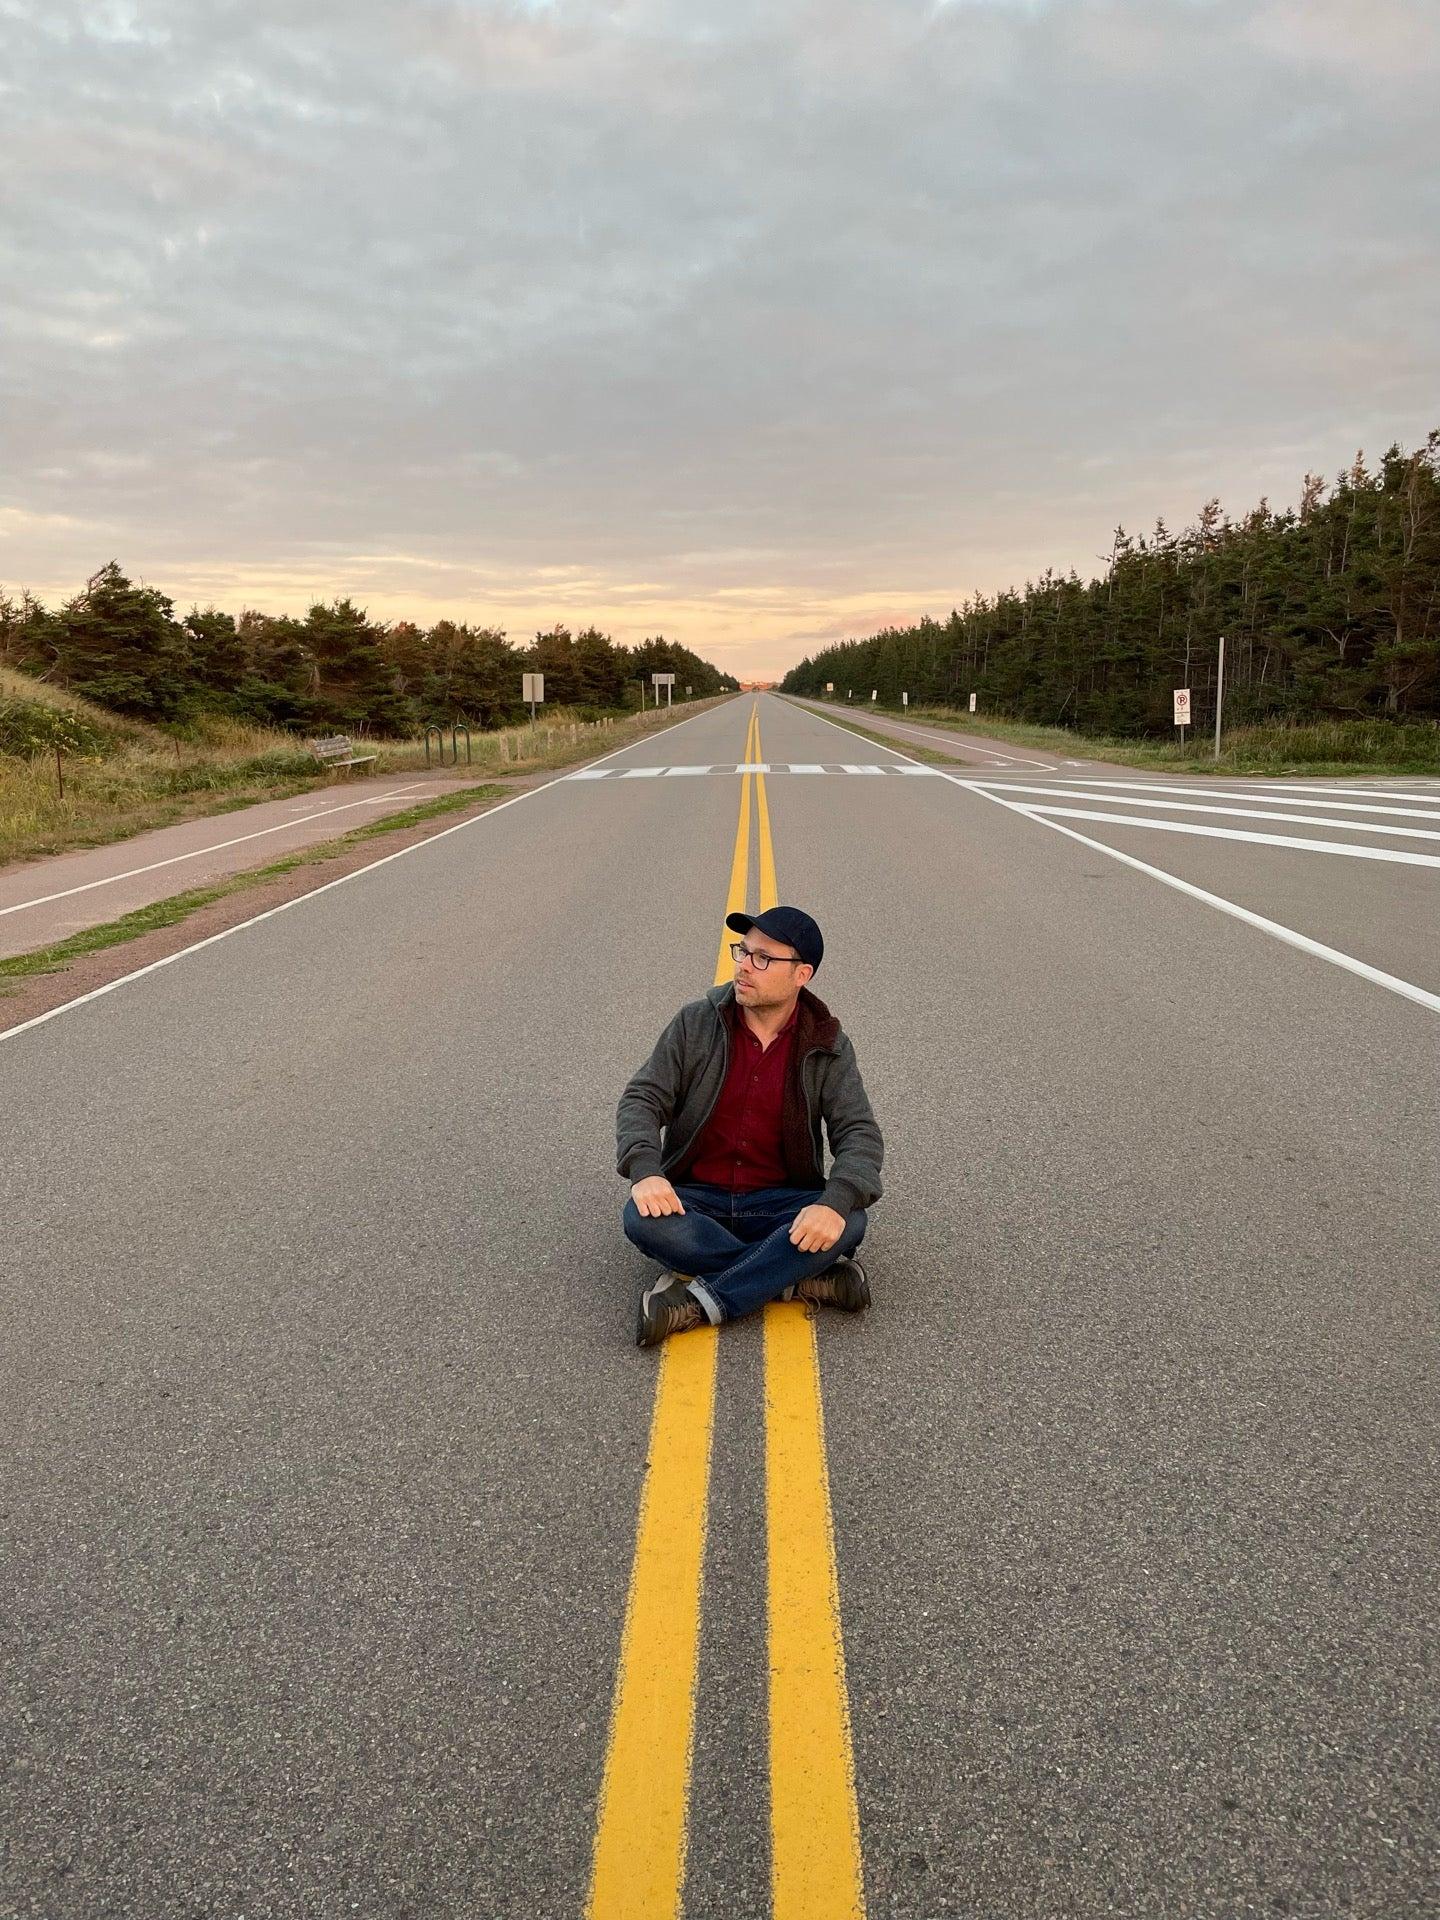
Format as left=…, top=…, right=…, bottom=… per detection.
left=1, top=693, right=732, bottom=867
left=787, top=698, right=1440, bottom=777
left=0, top=782, right=504, bottom=984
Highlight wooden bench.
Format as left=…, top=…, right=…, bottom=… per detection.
left=307, top=734, right=377, bottom=778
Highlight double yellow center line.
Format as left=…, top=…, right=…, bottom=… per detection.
left=588, top=705, right=866, bottom=1919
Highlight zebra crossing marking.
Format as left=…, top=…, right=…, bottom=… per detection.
left=563, top=762, right=944, bottom=780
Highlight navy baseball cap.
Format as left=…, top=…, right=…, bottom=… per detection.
left=725, top=905, right=824, bottom=972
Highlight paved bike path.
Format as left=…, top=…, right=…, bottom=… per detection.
left=0, top=773, right=492, bottom=959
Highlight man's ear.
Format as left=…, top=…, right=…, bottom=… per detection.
left=798, top=964, right=814, bottom=988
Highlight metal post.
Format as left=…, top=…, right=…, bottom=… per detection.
left=1214, top=635, right=1226, bottom=762
left=55, top=744, right=64, bottom=799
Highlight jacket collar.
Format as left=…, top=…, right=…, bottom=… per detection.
left=706, top=981, right=840, bottom=1053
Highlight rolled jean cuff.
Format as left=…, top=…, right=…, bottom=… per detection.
left=687, top=1280, right=723, bottom=1325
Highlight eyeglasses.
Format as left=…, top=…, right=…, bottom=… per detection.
left=730, top=942, right=803, bottom=972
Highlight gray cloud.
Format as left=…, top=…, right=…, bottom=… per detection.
left=2, top=0, right=1437, bottom=669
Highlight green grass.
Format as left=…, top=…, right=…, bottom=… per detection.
left=788, top=697, right=1440, bottom=777
left=0, top=782, right=505, bottom=984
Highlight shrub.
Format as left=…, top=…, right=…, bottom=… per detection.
left=0, top=697, right=108, bottom=759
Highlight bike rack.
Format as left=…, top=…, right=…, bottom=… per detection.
left=424, top=723, right=473, bottom=768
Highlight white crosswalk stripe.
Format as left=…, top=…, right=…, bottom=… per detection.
left=563, top=762, right=944, bottom=779
left=966, top=774, right=1440, bottom=867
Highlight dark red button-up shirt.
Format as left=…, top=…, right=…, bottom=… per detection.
left=683, top=998, right=797, bottom=1191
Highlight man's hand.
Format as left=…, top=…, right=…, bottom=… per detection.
left=789, top=1203, right=846, bottom=1254
left=631, top=1176, right=686, bottom=1218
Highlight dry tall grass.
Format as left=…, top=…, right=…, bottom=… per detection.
left=887, top=701, right=1440, bottom=774
left=0, top=683, right=728, bottom=868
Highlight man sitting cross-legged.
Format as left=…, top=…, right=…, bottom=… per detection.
left=617, top=905, right=884, bottom=1347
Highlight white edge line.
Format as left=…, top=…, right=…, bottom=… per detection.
left=789, top=695, right=1057, bottom=768
left=0, top=780, right=438, bottom=919
left=959, top=787, right=1440, bottom=844
left=1007, top=776, right=1440, bottom=822
left=0, top=700, right=735, bottom=1047
left=947, top=775, right=1440, bottom=1016
left=1009, top=803, right=1440, bottom=866
left=790, top=696, right=1440, bottom=1012
left=777, top=699, right=937, bottom=770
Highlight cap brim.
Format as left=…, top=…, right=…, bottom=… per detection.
left=724, top=912, right=757, bottom=936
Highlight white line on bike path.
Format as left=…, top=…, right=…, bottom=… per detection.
left=0, top=782, right=436, bottom=920
left=0, top=705, right=726, bottom=1047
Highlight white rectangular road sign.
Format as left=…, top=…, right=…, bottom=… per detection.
left=871, top=689, right=878, bottom=701
left=522, top=673, right=544, bottom=703
left=969, top=692, right=977, bottom=713
left=902, top=691, right=909, bottom=706
left=825, top=682, right=834, bottom=693
left=1174, top=687, right=1192, bottom=726
left=652, top=673, right=675, bottom=687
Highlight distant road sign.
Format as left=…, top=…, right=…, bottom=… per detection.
left=522, top=673, right=544, bottom=703
left=825, top=682, right=834, bottom=693
left=652, top=673, right=675, bottom=687
left=871, top=690, right=878, bottom=701
left=1174, top=688, right=1192, bottom=726
left=902, top=691, right=909, bottom=706
left=969, top=692, right=977, bottom=713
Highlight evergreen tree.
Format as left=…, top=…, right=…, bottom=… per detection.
left=783, top=430, right=1440, bottom=733
left=303, top=598, right=412, bottom=734
left=51, top=562, right=192, bottom=719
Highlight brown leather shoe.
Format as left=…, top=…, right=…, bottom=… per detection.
left=797, top=1256, right=870, bottom=1312
left=636, top=1275, right=705, bottom=1347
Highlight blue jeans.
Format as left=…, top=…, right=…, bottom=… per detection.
left=622, top=1180, right=868, bottom=1324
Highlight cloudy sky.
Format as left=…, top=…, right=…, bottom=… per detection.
left=3, top=0, right=1437, bottom=679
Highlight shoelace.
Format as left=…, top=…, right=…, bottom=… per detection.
left=667, top=1290, right=701, bottom=1330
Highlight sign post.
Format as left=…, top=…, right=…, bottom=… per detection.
left=522, top=672, right=544, bottom=735
left=1214, top=635, right=1226, bottom=762
left=1173, top=686, right=1192, bottom=747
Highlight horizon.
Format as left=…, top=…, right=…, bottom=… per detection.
left=4, top=1, right=1437, bottom=681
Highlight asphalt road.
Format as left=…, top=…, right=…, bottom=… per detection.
left=3, top=693, right=1437, bottom=1919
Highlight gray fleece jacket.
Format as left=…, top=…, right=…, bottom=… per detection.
left=616, top=983, right=884, bottom=1218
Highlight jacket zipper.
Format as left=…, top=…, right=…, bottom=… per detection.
left=659, top=998, right=731, bottom=1174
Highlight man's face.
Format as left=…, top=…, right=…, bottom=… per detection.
left=733, top=930, right=813, bottom=1012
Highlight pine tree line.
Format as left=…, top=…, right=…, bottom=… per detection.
left=782, top=432, right=1440, bottom=733
left=0, top=564, right=738, bottom=735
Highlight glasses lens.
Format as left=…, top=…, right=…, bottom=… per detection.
left=732, top=943, right=770, bottom=970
